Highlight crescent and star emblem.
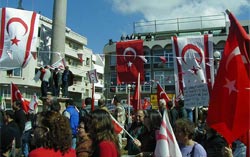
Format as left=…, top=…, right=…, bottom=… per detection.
left=181, top=44, right=203, bottom=65
left=15, top=90, right=21, bottom=100
left=226, top=47, right=240, bottom=71
left=123, top=47, right=137, bottom=67
left=6, top=17, right=28, bottom=46
left=159, top=91, right=166, bottom=98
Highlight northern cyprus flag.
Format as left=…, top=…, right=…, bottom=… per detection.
left=0, top=8, right=40, bottom=70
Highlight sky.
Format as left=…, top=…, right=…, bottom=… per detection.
left=1, top=0, right=249, bottom=54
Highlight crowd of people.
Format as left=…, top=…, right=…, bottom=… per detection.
left=34, top=65, right=74, bottom=98
left=0, top=95, right=247, bottom=157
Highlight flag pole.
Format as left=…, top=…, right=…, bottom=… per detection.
left=127, top=84, right=131, bottom=124
left=10, top=82, right=13, bottom=106
left=110, top=114, right=135, bottom=141
left=91, top=83, right=95, bottom=111
left=137, top=73, right=141, bottom=110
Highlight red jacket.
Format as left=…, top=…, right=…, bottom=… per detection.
left=29, top=148, right=76, bottom=157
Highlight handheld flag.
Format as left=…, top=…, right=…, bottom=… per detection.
left=154, top=109, right=182, bottom=157
left=11, top=82, right=29, bottom=113
left=207, top=10, right=250, bottom=146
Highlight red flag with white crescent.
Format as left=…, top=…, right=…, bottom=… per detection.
left=116, top=40, right=144, bottom=84
left=11, top=82, right=29, bottom=113
left=157, top=83, right=170, bottom=108
left=0, top=8, right=40, bottom=70
left=207, top=10, right=250, bottom=146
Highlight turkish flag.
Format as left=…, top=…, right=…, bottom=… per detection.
left=11, top=82, right=29, bottom=113
left=207, top=10, right=250, bottom=146
left=0, top=8, right=39, bottom=70
left=142, top=98, right=151, bottom=110
left=157, top=83, right=170, bottom=108
left=116, top=40, right=144, bottom=84
left=110, top=114, right=123, bottom=134
left=131, top=73, right=142, bottom=110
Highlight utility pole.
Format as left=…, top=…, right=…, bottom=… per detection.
left=51, top=0, right=67, bottom=65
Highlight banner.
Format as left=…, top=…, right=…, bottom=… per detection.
left=0, top=8, right=40, bottom=70
left=172, top=35, right=214, bottom=107
left=116, top=40, right=145, bottom=84
left=88, top=69, right=98, bottom=83
left=39, top=24, right=52, bottom=66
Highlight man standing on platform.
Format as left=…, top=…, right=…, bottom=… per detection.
left=41, top=65, right=51, bottom=97
left=62, top=66, right=74, bottom=98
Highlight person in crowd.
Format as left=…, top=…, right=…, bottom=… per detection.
left=53, top=68, right=62, bottom=97
left=63, top=99, right=79, bottom=149
left=22, top=113, right=35, bottom=157
left=3, top=110, right=22, bottom=156
left=12, top=100, right=27, bottom=133
left=79, top=97, right=91, bottom=121
left=158, top=98, right=167, bottom=117
left=133, top=109, right=162, bottom=157
left=50, top=99, right=61, bottom=113
left=62, top=66, right=74, bottom=98
left=43, top=93, right=58, bottom=111
left=176, top=99, right=188, bottom=119
left=89, top=109, right=120, bottom=157
left=167, top=100, right=179, bottom=127
left=76, top=114, right=93, bottom=157
left=126, top=109, right=146, bottom=155
left=194, top=107, right=207, bottom=145
left=174, top=118, right=207, bottom=157
left=29, top=111, right=75, bottom=157
left=202, top=125, right=227, bottom=157
left=98, top=98, right=108, bottom=112
left=0, top=109, right=5, bottom=128
left=41, top=65, right=51, bottom=97
left=113, top=96, right=126, bottom=149
left=1, top=124, right=16, bottom=157
left=231, top=140, right=247, bottom=157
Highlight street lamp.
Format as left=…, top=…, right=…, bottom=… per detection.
left=127, top=84, right=131, bottom=124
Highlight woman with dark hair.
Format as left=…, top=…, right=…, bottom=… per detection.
left=89, top=109, right=120, bottom=157
left=174, top=118, right=207, bottom=157
left=76, top=114, right=93, bottom=157
left=134, top=109, right=162, bottom=157
left=29, top=111, right=76, bottom=157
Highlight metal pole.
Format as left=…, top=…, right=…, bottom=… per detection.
left=51, top=0, right=67, bottom=65
left=127, top=84, right=131, bottom=124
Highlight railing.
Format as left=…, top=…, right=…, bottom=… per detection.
left=133, top=14, right=226, bottom=34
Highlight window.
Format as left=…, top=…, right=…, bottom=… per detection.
left=110, top=72, right=117, bottom=85
left=7, top=68, right=22, bottom=77
left=144, top=48, right=151, bottom=64
left=152, top=45, right=164, bottom=64
left=154, top=71, right=166, bottom=87
left=145, top=71, right=151, bottom=83
left=86, top=57, right=90, bottom=66
left=110, top=55, right=116, bottom=66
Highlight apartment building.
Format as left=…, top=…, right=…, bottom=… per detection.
left=103, top=14, right=250, bottom=104
left=0, top=14, right=105, bottom=108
